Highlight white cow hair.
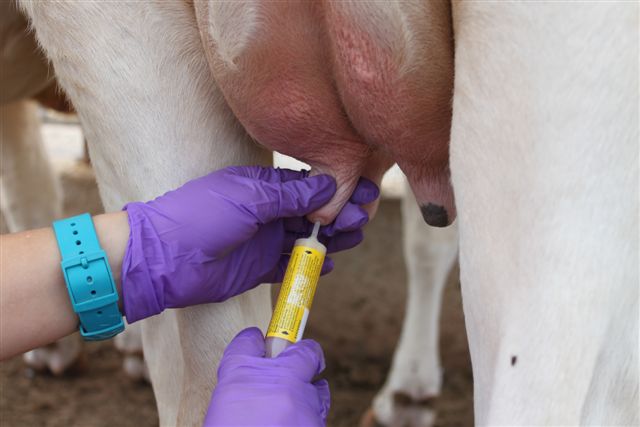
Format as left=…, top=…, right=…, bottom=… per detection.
left=18, top=2, right=272, bottom=424
left=206, top=1, right=260, bottom=71
left=451, top=2, right=638, bottom=425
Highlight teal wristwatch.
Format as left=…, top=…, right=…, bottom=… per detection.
left=52, top=213, right=124, bottom=340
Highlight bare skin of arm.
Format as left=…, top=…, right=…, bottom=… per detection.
left=0, top=212, right=129, bottom=360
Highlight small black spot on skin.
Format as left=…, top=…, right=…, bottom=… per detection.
left=420, top=203, right=449, bottom=227
left=511, top=355, right=517, bottom=366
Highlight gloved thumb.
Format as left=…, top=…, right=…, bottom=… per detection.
left=222, top=327, right=266, bottom=359
left=278, top=338, right=326, bottom=382
left=254, top=175, right=336, bottom=224
left=313, top=379, right=331, bottom=424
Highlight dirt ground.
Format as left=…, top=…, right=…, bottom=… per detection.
left=0, top=125, right=473, bottom=426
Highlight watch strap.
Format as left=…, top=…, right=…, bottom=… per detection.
left=53, top=213, right=124, bottom=340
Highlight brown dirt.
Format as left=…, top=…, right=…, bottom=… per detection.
left=0, top=163, right=473, bottom=427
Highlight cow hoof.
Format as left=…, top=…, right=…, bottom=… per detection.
left=360, top=407, right=386, bottom=427
left=365, top=390, right=438, bottom=427
left=55, top=351, right=89, bottom=376
left=23, top=349, right=47, bottom=372
left=23, top=334, right=85, bottom=376
left=123, top=354, right=149, bottom=382
left=22, top=348, right=87, bottom=376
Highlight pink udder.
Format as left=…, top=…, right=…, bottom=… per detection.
left=198, top=0, right=455, bottom=226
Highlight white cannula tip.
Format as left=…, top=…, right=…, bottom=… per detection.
left=311, top=221, right=321, bottom=239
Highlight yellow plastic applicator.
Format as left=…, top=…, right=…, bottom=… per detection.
left=266, top=221, right=326, bottom=357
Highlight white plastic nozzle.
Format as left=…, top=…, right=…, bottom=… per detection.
left=311, top=221, right=321, bottom=239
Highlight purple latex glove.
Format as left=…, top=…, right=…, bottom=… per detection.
left=204, top=327, right=330, bottom=427
left=121, top=166, right=379, bottom=322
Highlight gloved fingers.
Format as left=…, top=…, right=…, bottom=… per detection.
left=280, top=228, right=340, bottom=251
left=221, top=327, right=266, bottom=359
left=281, top=232, right=301, bottom=252
left=282, top=216, right=366, bottom=248
left=320, top=230, right=364, bottom=253
left=321, top=203, right=369, bottom=237
left=282, top=216, right=313, bottom=234
left=313, top=379, right=331, bottom=424
left=271, top=167, right=310, bottom=182
left=254, top=175, right=336, bottom=224
left=225, top=166, right=309, bottom=183
left=278, top=338, right=326, bottom=381
left=264, top=255, right=334, bottom=283
left=320, top=257, right=334, bottom=275
left=283, top=203, right=368, bottom=238
left=349, top=177, right=380, bottom=205
left=320, top=177, right=378, bottom=236
left=269, top=255, right=334, bottom=283
left=281, top=228, right=362, bottom=255
left=270, top=255, right=291, bottom=283
left=282, top=178, right=377, bottom=236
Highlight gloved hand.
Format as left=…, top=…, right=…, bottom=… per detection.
left=121, top=166, right=379, bottom=322
left=204, top=327, right=330, bottom=427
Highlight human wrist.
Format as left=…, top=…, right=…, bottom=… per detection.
left=92, top=211, right=129, bottom=311
left=120, top=202, right=166, bottom=323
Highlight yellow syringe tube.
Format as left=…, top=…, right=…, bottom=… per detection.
left=265, top=222, right=326, bottom=358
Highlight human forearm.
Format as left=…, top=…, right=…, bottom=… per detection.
left=0, top=211, right=128, bottom=360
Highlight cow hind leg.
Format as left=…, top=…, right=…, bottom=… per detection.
left=363, top=182, right=458, bottom=427
left=0, top=100, right=61, bottom=232
left=114, top=322, right=149, bottom=381
left=19, top=2, right=271, bottom=424
left=451, top=2, right=638, bottom=424
left=0, top=100, right=84, bottom=375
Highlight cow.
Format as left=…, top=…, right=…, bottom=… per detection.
left=2, top=3, right=457, bottom=423
left=17, top=1, right=638, bottom=426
